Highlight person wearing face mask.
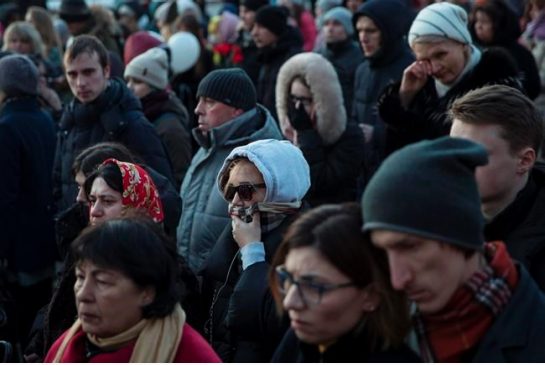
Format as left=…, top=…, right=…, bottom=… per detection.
left=199, top=139, right=310, bottom=362
left=377, top=2, right=523, bottom=153
left=276, top=52, right=364, bottom=206
left=269, top=203, right=420, bottom=362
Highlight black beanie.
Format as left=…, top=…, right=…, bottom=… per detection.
left=59, top=0, right=92, bottom=23
left=362, top=137, right=488, bottom=251
left=0, top=55, right=38, bottom=97
left=241, top=0, right=269, bottom=12
left=255, top=5, right=289, bottom=37
left=197, top=68, right=256, bottom=111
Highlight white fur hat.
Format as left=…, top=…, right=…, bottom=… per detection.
left=408, top=2, right=472, bottom=46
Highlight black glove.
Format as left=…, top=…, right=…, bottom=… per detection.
left=287, top=100, right=313, bottom=131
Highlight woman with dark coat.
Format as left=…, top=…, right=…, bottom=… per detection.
left=269, top=203, right=420, bottom=362
left=471, top=0, right=541, bottom=99
left=378, top=2, right=523, bottom=153
left=276, top=52, right=364, bottom=206
left=199, top=139, right=311, bottom=362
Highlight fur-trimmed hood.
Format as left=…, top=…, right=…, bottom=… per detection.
left=275, top=52, right=346, bottom=145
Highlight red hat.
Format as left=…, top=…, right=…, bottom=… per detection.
left=123, top=31, right=163, bottom=66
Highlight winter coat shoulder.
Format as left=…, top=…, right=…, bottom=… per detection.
left=53, top=78, right=174, bottom=212
left=44, top=323, right=221, bottom=362
left=472, top=264, right=545, bottom=362
left=272, top=327, right=421, bottom=362
left=485, top=163, right=545, bottom=291
left=176, top=105, right=282, bottom=272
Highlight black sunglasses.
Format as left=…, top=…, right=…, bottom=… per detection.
left=224, top=182, right=266, bottom=201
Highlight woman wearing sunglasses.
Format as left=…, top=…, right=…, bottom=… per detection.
left=269, top=203, right=420, bottom=362
left=275, top=52, right=365, bottom=205
left=199, top=139, right=311, bottom=362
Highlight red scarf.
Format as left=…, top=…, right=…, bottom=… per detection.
left=414, top=241, right=518, bottom=362
left=101, top=159, right=164, bottom=223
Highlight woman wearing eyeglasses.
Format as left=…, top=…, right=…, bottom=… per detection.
left=199, top=139, right=311, bottom=362
left=269, top=203, right=421, bottom=362
left=275, top=52, right=365, bottom=206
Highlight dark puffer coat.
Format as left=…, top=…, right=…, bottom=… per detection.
left=256, top=26, right=303, bottom=120
left=378, top=48, right=523, bottom=153
left=351, top=0, right=415, bottom=182
left=485, top=163, right=545, bottom=291
left=272, top=328, right=421, bottom=362
left=53, top=77, right=174, bottom=212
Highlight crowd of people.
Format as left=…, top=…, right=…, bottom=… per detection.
left=1, top=0, right=545, bottom=362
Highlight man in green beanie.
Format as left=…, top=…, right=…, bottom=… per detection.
left=362, top=136, right=545, bottom=362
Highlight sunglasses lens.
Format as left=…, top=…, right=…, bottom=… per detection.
left=224, top=186, right=236, bottom=201
left=238, top=184, right=254, bottom=201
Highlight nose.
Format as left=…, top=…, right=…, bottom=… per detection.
left=76, top=186, right=87, bottom=203
left=387, top=252, right=413, bottom=291
left=194, top=100, right=204, bottom=116
left=75, top=276, right=93, bottom=303
left=231, top=191, right=243, bottom=205
left=283, top=285, right=305, bottom=311
left=430, top=60, right=441, bottom=75
left=89, top=201, right=103, bottom=220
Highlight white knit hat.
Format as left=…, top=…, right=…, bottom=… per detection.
left=124, top=47, right=169, bottom=90
left=408, top=2, right=472, bottom=46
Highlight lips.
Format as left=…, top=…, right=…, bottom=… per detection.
left=406, top=289, right=429, bottom=302
left=79, top=312, right=100, bottom=323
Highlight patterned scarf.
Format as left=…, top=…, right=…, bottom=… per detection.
left=414, top=241, right=518, bottom=362
left=258, top=201, right=301, bottom=233
left=101, top=159, right=164, bottom=223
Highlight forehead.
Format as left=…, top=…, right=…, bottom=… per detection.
left=65, top=51, right=102, bottom=71
left=290, top=78, right=311, bottom=93
left=227, top=160, right=263, bottom=183
left=371, top=229, right=434, bottom=249
left=450, top=119, right=506, bottom=149
left=90, top=177, right=120, bottom=196
left=412, top=39, right=461, bottom=58
left=324, top=18, right=342, bottom=26
left=356, top=16, right=378, bottom=30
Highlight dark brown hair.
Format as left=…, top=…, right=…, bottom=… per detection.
left=449, top=84, right=544, bottom=155
left=269, top=203, right=412, bottom=351
left=64, top=34, right=109, bottom=69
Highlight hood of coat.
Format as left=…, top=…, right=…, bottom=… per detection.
left=275, top=52, right=346, bottom=145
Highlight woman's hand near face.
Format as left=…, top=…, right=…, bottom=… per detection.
left=231, top=212, right=261, bottom=248
left=399, top=60, right=431, bottom=109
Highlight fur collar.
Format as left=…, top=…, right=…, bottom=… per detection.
left=275, top=52, right=346, bottom=145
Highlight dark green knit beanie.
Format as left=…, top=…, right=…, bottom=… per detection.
left=362, top=137, right=489, bottom=251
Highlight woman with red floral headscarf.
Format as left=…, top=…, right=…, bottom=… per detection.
left=84, top=158, right=164, bottom=225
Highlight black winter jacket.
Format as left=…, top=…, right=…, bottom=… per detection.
left=472, top=265, right=545, bottom=361
left=272, top=328, right=421, bottom=362
left=378, top=48, right=523, bottom=153
left=53, top=78, right=174, bottom=212
left=0, top=97, right=57, bottom=275
left=318, top=39, right=364, bottom=113
left=256, top=26, right=302, bottom=120
left=199, top=217, right=295, bottom=362
left=485, top=163, right=545, bottom=291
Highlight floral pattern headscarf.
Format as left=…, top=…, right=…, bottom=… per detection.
left=101, top=158, right=164, bottom=223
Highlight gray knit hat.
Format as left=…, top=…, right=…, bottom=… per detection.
left=408, top=2, right=472, bottom=46
left=323, top=7, right=354, bottom=36
left=124, top=48, right=169, bottom=90
left=362, top=137, right=488, bottom=251
left=0, top=55, right=38, bottom=97
left=197, top=68, right=256, bottom=111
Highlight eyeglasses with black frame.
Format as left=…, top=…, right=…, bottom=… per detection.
left=223, top=182, right=266, bottom=201
left=289, top=94, right=313, bottom=108
left=275, top=265, right=356, bottom=306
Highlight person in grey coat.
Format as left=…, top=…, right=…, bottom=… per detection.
left=176, top=68, right=282, bottom=273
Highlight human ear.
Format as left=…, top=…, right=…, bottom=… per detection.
left=517, top=147, right=536, bottom=175
left=140, top=287, right=156, bottom=307
left=360, top=284, right=381, bottom=312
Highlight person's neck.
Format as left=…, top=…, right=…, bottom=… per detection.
left=482, top=174, right=529, bottom=222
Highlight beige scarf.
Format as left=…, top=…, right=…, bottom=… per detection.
left=52, top=304, right=186, bottom=363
